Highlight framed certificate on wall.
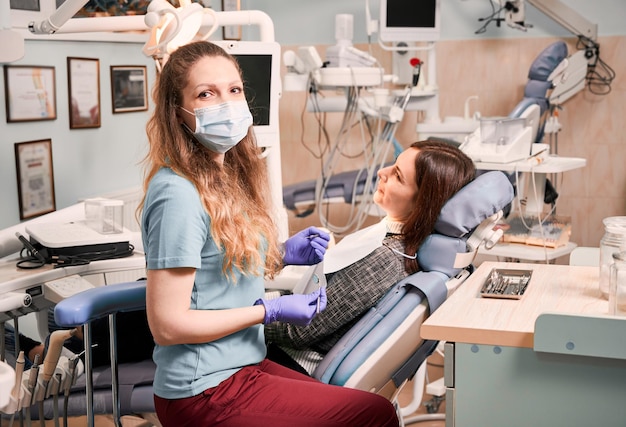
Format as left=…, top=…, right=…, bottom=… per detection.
left=68, top=57, right=101, bottom=129
left=14, top=139, right=56, bottom=220
left=4, top=65, right=57, bottom=122
left=110, top=65, right=148, bottom=113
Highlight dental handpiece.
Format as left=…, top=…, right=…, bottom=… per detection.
left=64, top=354, right=82, bottom=427
left=27, top=354, right=40, bottom=397
left=25, top=354, right=40, bottom=426
left=11, top=351, right=25, bottom=400
left=53, top=372, right=62, bottom=427
left=42, top=329, right=76, bottom=383
left=39, top=329, right=76, bottom=425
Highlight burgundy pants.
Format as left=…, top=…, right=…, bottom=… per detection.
left=154, top=359, right=399, bottom=427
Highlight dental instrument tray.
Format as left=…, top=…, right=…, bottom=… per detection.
left=479, top=268, right=532, bottom=299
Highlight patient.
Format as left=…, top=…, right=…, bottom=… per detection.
left=265, top=139, right=476, bottom=374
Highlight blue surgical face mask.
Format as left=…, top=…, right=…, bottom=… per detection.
left=180, top=100, right=253, bottom=154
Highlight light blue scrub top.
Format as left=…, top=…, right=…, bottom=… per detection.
left=142, top=167, right=266, bottom=399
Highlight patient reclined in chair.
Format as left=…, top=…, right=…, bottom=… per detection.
left=271, top=171, right=513, bottom=389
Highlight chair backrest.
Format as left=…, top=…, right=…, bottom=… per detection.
left=508, top=41, right=568, bottom=143
left=312, top=171, right=514, bottom=397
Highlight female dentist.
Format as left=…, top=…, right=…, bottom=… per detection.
left=140, top=40, right=399, bottom=427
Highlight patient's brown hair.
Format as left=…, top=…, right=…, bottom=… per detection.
left=402, top=140, right=475, bottom=273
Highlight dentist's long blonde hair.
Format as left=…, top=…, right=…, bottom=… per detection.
left=139, top=41, right=282, bottom=280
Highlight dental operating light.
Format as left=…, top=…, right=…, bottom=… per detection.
left=26, top=0, right=219, bottom=70
left=142, top=0, right=218, bottom=68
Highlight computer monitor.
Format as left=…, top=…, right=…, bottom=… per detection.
left=215, top=40, right=282, bottom=148
left=379, top=0, right=441, bottom=43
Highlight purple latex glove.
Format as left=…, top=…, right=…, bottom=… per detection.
left=255, top=287, right=327, bottom=326
left=282, top=226, right=331, bottom=265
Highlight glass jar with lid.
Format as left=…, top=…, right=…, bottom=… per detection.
left=599, top=216, right=626, bottom=297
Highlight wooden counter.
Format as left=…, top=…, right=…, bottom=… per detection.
left=421, top=261, right=607, bottom=348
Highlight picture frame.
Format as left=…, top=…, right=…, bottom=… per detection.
left=67, top=57, right=101, bottom=129
left=3, top=65, right=57, bottom=123
left=222, top=0, right=242, bottom=40
left=14, top=139, right=56, bottom=220
left=110, top=65, right=148, bottom=113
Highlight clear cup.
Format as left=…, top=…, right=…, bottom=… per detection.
left=609, top=251, right=626, bottom=316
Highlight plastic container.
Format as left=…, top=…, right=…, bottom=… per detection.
left=480, top=117, right=525, bottom=146
left=85, top=198, right=124, bottom=234
left=599, top=216, right=626, bottom=297
left=609, top=251, right=626, bottom=316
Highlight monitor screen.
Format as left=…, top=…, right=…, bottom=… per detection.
left=235, top=54, right=271, bottom=126
left=215, top=41, right=281, bottom=148
left=379, top=0, right=440, bottom=43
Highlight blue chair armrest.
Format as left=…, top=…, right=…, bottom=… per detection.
left=54, top=281, right=147, bottom=328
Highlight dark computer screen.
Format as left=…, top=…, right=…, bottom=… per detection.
left=386, top=0, right=437, bottom=29
left=234, top=54, right=272, bottom=127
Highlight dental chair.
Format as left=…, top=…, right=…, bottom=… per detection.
left=283, top=163, right=391, bottom=218
left=45, top=171, right=512, bottom=427
left=508, top=40, right=569, bottom=145
left=311, top=170, right=513, bottom=425
left=481, top=41, right=569, bottom=207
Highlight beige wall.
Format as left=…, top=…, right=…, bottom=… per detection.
left=279, top=36, right=626, bottom=250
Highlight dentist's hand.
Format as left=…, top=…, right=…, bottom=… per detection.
left=255, top=287, right=327, bottom=326
left=282, top=227, right=330, bottom=265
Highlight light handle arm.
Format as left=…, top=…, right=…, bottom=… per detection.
left=28, top=0, right=89, bottom=34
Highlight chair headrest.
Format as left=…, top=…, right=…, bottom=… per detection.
left=434, top=171, right=514, bottom=238
left=419, top=171, right=514, bottom=276
left=528, top=41, right=568, bottom=82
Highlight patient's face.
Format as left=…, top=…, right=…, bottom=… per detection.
left=374, top=148, right=418, bottom=222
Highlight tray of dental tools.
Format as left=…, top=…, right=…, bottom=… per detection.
left=479, top=268, right=532, bottom=299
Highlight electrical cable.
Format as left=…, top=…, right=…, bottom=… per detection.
left=301, top=74, right=331, bottom=160
left=314, top=81, right=394, bottom=236
left=50, top=243, right=135, bottom=268
left=16, top=243, right=134, bottom=270
left=16, top=248, right=47, bottom=270
left=475, top=1, right=505, bottom=35
left=315, top=85, right=367, bottom=234
left=512, top=166, right=561, bottom=265
left=529, top=168, right=550, bottom=264
left=576, top=35, right=616, bottom=95
left=299, top=59, right=408, bottom=236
